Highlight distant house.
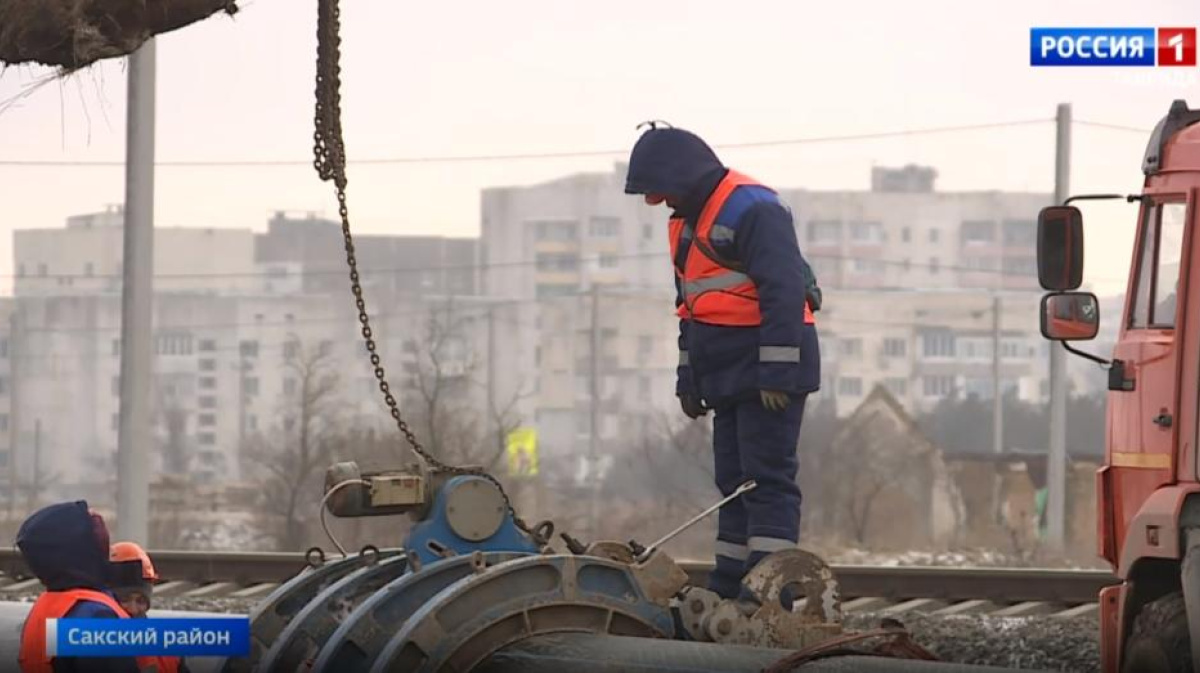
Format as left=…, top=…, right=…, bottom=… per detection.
left=822, top=385, right=966, bottom=548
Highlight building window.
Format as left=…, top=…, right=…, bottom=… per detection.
left=849, top=221, right=884, bottom=244
left=599, top=254, right=620, bottom=269
left=198, top=413, right=216, bottom=427
left=588, top=216, right=621, bottom=238
left=1002, top=256, right=1037, bottom=275
left=638, top=336, right=654, bottom=357
left=639, top=375, right=651, bottom=398
left=283, top=378, right=297, bottom=396
left=532, top=219, right=579, bottom=242
left=929, top=229, right=940, bottom=243
left=884, top=378, right=908, bottom=396
left=198, top=396, right=217, bottom=410
left=839, top=338, right=863, bottom=357
left=537, top=283, right=577, bottom=299
left=922, top=375, right=956, bottom=397
left=84, top=262, right=94, bottom=277
left=922, top=332, right=956, bottom=358
left=883, top=338, right=906, bottom=357
left=961, top=220, right=996, bottom=244
left=853, top=258, right=886, bottom=274
left=284, top=417, right=296, bottom=432
left=38, top=263, right=47, bottom=277
left=243, top=377, right=259, bottom=396
left=837, top=377, right=863, bottom=397
left=929, top=257, right=940, bottom=274
left=112, top=414, right=119, bottom=431
left=642, top=224, right=653, bottom=240
left=247, top=414, right=258, bottom=431
left=199, top=339, right=217, bottom=352
left=535, top=253, right=580, bottom=272
left=807, top=221, right=842, bottom=244
left=0, top=377, right=9, bottom=394
left=1002, top=219, right=1036, bottom=247
left=112, top=339, right=121, bottom=357
left=283, top=340, right=300, bottom=360
left=197, top=432, right=216, bottom=446
left=239, top=340, right=259, bottom=358
left=199, top=376, right=217, bottom=390
left=0, top=414, right=8, bottom=432
left=156, top=333, right=194, bottom=357
left=901, top=228, right=911, bottom=243
left=199, top=359, right=217, bottom=372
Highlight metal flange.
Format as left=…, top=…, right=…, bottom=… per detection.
left=367, top=554, right=677, bottom=673
left=310, top=551, right=531, bottom=673
left=221, top=547, right=404, bottom=673
left=257, top=554, right=410, bottom=672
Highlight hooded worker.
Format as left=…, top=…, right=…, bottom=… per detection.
left=16, top=501, right=146, bottom=673
left=625, top=123, right=821, bottom=600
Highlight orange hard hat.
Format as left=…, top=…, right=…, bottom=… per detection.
left=110, top=541, right=159, bottom=582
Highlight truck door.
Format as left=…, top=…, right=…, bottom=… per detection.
left=1109, top=198, right=1188, bottom=522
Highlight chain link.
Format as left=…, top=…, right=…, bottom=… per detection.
left=312, top=0, right=534, bottom=537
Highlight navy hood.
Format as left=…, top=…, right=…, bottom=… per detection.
left=17, top=500, right=111, bottom=591
left=624, top=127, right=725, bottom=200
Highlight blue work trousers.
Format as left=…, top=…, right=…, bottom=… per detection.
left=708, top=393, right=806, bottom=599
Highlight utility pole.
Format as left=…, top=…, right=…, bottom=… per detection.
left=487, top=305, right=498, bottom=455
left=589, top=285, right=601, bottom=539
left=7, top=309, right=18, bottom=522
left=116, top=41, right=156, bottom=545
left=991, top=294, right=1004, bottom=522
left=1047, top=102, right=1072, bottom=549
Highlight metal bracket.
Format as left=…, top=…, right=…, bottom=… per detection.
left=309, top=552, right=531, bottom=673
left=221, top=548, right=405, bottom=673
left=367, top=554, right=677, bottom=673
left=257, top=554, right=410, bottom=673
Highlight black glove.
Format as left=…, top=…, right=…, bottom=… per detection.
left=679, top=394, right=708, bottom=419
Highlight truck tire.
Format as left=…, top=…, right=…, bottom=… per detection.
left=1122, top=592, right=1192, bottom=673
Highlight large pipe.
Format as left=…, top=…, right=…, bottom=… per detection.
left=477, top=633, right=1051, bottom=673
left=0, top=603, right=1049, bottom=673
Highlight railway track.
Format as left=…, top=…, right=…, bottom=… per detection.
left=0, top=549, right=1116, bottom=619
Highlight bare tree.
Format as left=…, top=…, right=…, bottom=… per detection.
left=246, top=338, right=344, bottom=551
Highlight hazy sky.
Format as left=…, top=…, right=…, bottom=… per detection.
left=1, top=0, right=1197, bottom=296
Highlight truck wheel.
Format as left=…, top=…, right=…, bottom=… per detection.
left=1122, top=592, right=1192, bottom=673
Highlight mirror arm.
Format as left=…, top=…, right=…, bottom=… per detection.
left=1062, top=193, right=1145, bottom=206
left=1060, top=340, right=1111, bottom=367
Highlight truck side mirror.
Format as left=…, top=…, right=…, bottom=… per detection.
left=1038, top=206, right=1084, bottom=291
left=1040, top=291, right=1099, bottom=341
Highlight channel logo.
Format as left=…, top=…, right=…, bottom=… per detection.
left=1031, top=28, right=1196, bottom=67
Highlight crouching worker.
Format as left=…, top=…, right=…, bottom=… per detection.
left=110, top=542, right=186, bottom=673
left=17, top=501, right=149, bottom=673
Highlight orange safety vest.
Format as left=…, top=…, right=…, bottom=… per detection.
left=669, top=170, right=815, bottom=327
left=19, top=589, right=161, bottom=673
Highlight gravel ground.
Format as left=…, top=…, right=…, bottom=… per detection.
left=0, top=594, right=1100, bottom=671
left=845, top=612, right=1100, bottom=673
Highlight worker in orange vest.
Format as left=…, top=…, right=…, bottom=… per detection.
left=110, top=542, right=186, bottom=673
left=16, top=501, right=150, bottom=673
left=625, top=123, right=821, bottom=602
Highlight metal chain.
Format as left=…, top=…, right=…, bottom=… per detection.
left=312, top=0, right=534, bottom=537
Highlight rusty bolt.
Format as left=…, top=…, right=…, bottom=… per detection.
left=690, top=599, right=705, bottom=614
left=717, top=619, right=732, bottom=636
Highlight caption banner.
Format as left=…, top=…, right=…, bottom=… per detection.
left=48, top=617, right=251, bottom=657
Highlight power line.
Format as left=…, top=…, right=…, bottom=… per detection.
left=0, top=119, right=1053, bottom=168
left=1075, top=120, right=1152, bottom=134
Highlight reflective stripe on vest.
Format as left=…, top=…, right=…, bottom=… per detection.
left=668, top=171, right=815, bottom=327
left=19, top=590, right=157, bottom=673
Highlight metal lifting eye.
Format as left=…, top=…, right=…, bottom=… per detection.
left=637, top=119, right=674, bottom=131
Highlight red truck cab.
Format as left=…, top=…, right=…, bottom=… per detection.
left=1038, top=99, right=1200, bottom=673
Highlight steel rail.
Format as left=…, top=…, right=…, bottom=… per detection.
left=0, top=549, right=1117, bottom=605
